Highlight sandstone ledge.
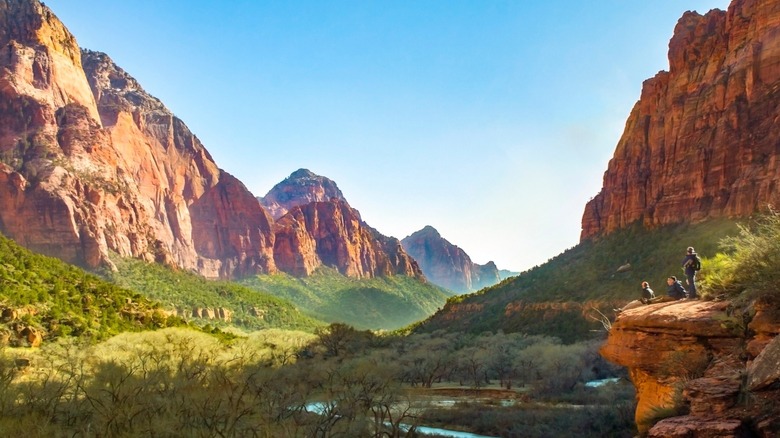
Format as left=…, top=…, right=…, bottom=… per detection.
left=601, top=299, right=780, bottom=436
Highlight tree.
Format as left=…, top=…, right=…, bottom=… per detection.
left=314, top=323, right=373, bottom=358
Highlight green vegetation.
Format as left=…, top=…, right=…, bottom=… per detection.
left=240, top=266, right=450, bottom=330
left=102, top=255, right=322, bottom=332
left=0, top=326, right=635, bottom=437
left=700, top=211, right=780, bottom=304
left=414, top=219, right=740, bottom=342
left=0, top=233, right=178, bottom=344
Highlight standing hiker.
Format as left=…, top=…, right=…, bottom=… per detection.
left=682, top=247, right=701, bottom=299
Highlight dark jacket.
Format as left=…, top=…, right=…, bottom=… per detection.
left=667, top=281, right=687, bottom=300
left=682, top=253, right=699, bottom=276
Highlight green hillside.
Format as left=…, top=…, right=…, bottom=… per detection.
left=239, top=267, right=450, bottom=330
left=0, top=233, right=179, bottom=344
left=413, top=219, right=740, bottom=342
left=102, top=256, right=322, bottom=332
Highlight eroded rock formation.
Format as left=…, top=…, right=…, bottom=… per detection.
left=582, top=0, right=780, bottom=239
left=0, top=0, right=278, bottom=278
left=601, top=299, right=780, bottom=436
left=274, top=199, right=423, bottom=278
left=259, top=169, right=424, bottom=279
left=0, top=1, right=422, bottom=282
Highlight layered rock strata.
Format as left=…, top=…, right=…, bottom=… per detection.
left=0, top=0, right=277, bottom=278
left=274, top=199, right=423, bottom=279
left=582, top=0, right=780, bottom=239
left=601, top=299, right=780, bottom=436
left=0, top=0, right=421, bottom=282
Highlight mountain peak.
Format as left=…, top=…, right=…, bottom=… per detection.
left=288, top=168, right=318, bottom=180
left=259, top=169, right=348, bottom=219
left=402, top=226, right=500, bottom=293
left=417, top=225, right=441, bottom=238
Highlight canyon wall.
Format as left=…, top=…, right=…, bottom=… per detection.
left=0, top=1, right=422, bottom=281
left=583, top=0, right=780, bottom=239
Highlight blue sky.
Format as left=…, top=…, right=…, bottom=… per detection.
left=48, top=0, right=729, bottom=272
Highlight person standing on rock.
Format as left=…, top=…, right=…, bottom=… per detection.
left=682, top=246, right=701, bottom=299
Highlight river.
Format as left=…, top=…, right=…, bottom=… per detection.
left=305, top=402, right=497, bottom=437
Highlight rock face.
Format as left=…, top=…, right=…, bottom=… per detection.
left=401, top=226, right=501, bottom=293
left=582, top=0, right=780, bottom=239
left=0, top=0, right=422, bottom=283
left=0, top=0, right=277, bottom=279
left=261, top=169, right=425, bottom=279
left=601, top=299, right=780, bottom=436
left=274, top=199, right=424, bottom=279
left=259, top=169, right=348, bottom=220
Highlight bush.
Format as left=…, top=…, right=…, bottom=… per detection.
left=701, top=211, right=780, bottom=302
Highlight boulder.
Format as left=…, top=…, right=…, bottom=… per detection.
left=747, top=334, right=780, bottom=391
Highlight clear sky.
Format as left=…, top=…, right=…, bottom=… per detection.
left=47, top=0, right=729, bottom=272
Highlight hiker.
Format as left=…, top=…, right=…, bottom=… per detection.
left=640, top=281, right=655, bottom=304
left=682, top=246, right=701, bottom=299
left=614, top=281, right=656, bottom=313
left=650, top=276, right=687, bottom=303
left=666, top=276, right=687, bottom=300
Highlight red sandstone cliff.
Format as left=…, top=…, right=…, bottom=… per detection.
left=274, top=199, right=424, bottom=279
left=0, top=0, right=423, bottom=282
left=262, top=169, right=424, bottom=279
left=601, top=299, right=780, bottom=436
left=582, top=0, right=780, bottom=239
left=0, top=0, right=277, bottom=278
left=401, top=225, right=501, bottom=293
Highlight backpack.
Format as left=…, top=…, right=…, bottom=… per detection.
left=692, top=255, right=702, bottom=271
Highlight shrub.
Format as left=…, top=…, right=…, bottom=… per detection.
left=702, top=211, right=780, bottom=302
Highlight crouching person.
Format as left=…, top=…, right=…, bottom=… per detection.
left=650, top=276, right=688, bottom=303
left=641, top=281, right=655, bottom=304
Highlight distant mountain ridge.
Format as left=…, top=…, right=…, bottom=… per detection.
left=401, top=225, right=505, bottom=293
left=275, top=198, right=423, bottom=279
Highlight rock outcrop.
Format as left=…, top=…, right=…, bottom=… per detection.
left=401, top=226, right=501, bottom=293
left=274, top=199, right=423, bottom=279
left=601, top=299, right=780, bottom=436
left=259, top=169, right=348, bottom=220
left=582, top=0, right=780, bottom=239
